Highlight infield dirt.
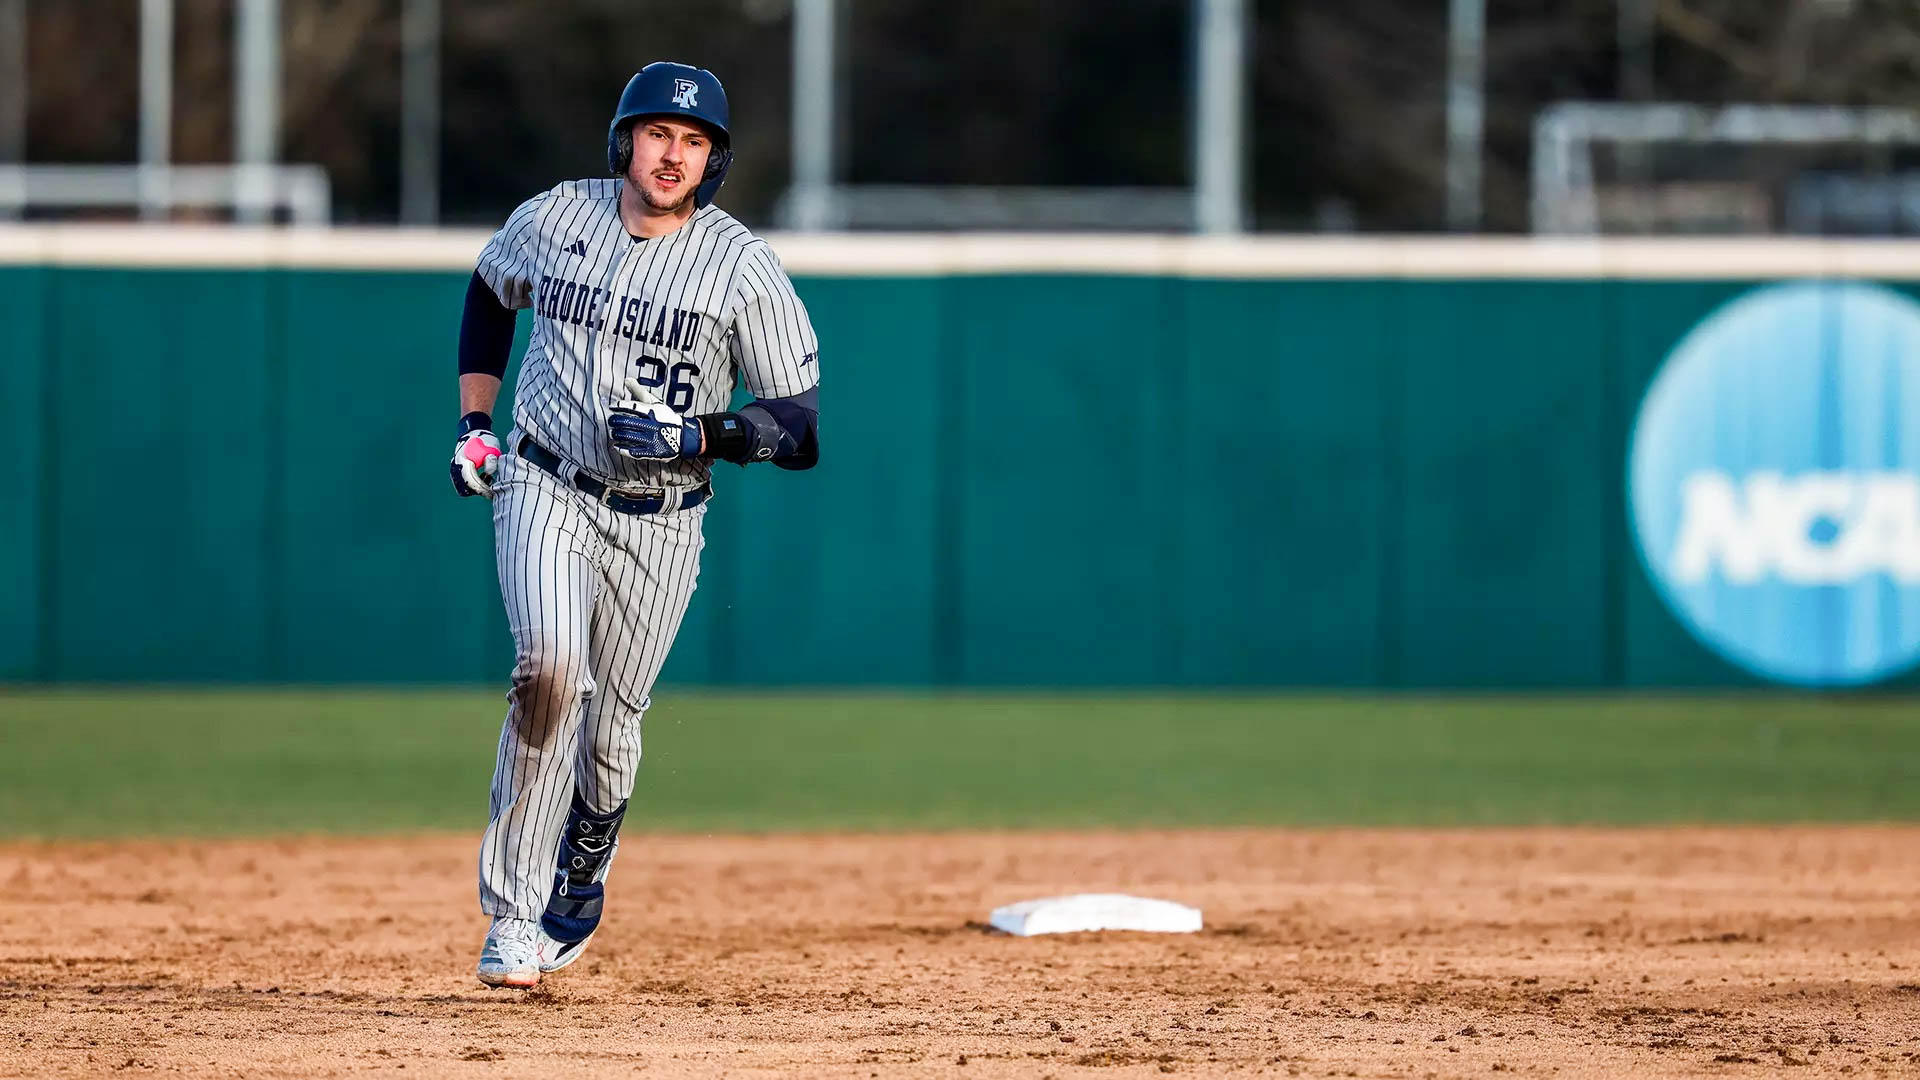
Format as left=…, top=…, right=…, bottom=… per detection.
left=2, top=828, right=1917, bottom=1078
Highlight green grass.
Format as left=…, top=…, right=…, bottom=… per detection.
left=0, top=689, right=1917, bottom=838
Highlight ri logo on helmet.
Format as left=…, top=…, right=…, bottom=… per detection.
left=671, top=79, right=699, bottom=108
left=1628, top=281, right=1920, bottom=686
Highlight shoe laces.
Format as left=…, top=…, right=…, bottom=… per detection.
left=489, top=917, right=541, bottom=950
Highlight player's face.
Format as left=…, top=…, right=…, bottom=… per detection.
left=627, top=119, right=714, bottom=214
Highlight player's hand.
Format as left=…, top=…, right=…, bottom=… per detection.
left=609, top=376, right=701, bottom=461
left=451, top=428, right=504, bottom=498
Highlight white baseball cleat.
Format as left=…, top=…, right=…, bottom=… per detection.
left=538, top=926, right=590, bottom=974
left=476, top=916, right=543, bottom=989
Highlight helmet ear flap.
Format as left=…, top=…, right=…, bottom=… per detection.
left=612, top=125, right=634, bottom=174
left=694, top=144, right=732, bottom=207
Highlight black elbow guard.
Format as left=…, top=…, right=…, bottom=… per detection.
left=750, top=397, right=819, bottom=470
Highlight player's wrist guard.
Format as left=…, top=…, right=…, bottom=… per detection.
left=458, top=410, right=493, bottom=437
left=695, top=413, right=753, bottom=464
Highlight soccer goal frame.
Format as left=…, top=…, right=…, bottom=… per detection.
left=1531, top=102, right=1920, bottom=234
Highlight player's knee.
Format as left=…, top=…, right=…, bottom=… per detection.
left=507, top=647, right=593, bottom=746
left=507, top=673, right=565, bottom=746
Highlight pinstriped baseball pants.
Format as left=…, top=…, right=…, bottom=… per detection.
left=478, top=451, right=706, bottom=919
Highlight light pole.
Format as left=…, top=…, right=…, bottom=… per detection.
left=1193, top=0, right=1247, bottom=234
left=140, top=0, right=174, bottom=220
left=234, top=0, right=279, bottom=224
left=401, top=0, right=440, bottom=224
left=1445, top=0, right=1485, bottom=231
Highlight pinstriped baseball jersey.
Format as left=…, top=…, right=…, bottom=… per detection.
left=474, top=178, right=820, bottom=489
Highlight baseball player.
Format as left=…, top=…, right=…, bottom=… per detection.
left=449, top=61, right=820, bottom=989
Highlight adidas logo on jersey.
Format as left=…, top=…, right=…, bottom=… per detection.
left=564, top=239, right=587, bottom=257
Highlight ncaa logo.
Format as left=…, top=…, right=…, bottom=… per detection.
left=1628, top=280, right=1920, bottom=686
left=671, top=78, right=699, bottom=108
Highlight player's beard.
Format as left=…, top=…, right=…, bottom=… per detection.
left=633, top=170, right=696, bottom=214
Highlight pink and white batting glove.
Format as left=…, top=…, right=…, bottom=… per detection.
left=451, top=426, right=504, bottom=499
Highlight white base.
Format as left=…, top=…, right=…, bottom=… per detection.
left=988, top=893, right=1202, bottom=937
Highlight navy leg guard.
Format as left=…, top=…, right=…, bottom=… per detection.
left=541, top=793, right=627, bottom=945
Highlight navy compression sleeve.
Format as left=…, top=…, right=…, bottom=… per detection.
left=459, top=271, right=515, bottom=379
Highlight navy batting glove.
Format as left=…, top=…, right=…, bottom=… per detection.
left=609, top=409, right=699, bottom=460
left=609, top=377, right=701, bottom=461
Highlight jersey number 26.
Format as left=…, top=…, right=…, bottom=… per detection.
left=634, top=357, right=699, bottom=412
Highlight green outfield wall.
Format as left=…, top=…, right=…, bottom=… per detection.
left=2, top=234, right=1914, bottom=688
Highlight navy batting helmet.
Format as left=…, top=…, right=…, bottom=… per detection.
left=607, top=62, right=733, bottom=208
